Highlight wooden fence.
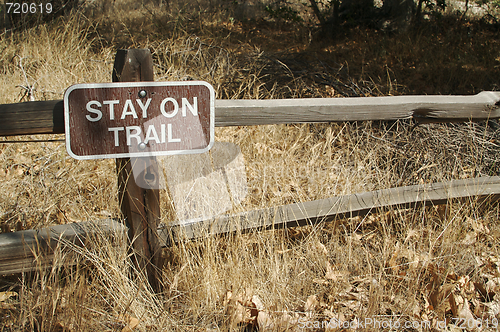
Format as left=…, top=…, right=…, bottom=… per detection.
left=1, top=91, right=500, bottom=136
left=2, top=176, right=499, bottom=276
left=1, top=49, right=500, bottom=280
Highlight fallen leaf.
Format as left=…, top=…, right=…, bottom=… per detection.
left=117, top=314, right=139, bottom=332
left=14, top=165, right=24, bottom=176
left=435, top=205, right=448, bottom=220
left=324, top=311, right=345, bottom=332
left=456, top=275, right=474, bottom=297
left=205, top=323, right=220, bottom=332
left=252, top=295, right=265, bottom=311
left=0, top=291, right=16, bottom=302
left=486, top=277, right=500, bottom=294
left=461, top=232, right=477, bottom=245
left=341, top=300, right=359, bottom=310
left=304, top=295, right=319, bottom=312
left=314, top=241, right=328, bottom=256
left=388, top=243, right=400, bottom=275
left=56, top=210, right=65, bottom=223
left=287, top=227, right=308, bottom=240
left=276, top=313, right=299, bottom=331
left=404, top=229, right=419, bottom=242
left=257, top=311, right=274, bottom=331
left=449, top=292, right=462, bottom=317
left=349, top=233, right=362, bottom=244
left=457, top=299, right=480, bottom=330
left=313, top=278, right=329, bottom=285
left=325, top=262, right=348, bottom=281
left=428, top=267, right=454, bottom=319
left=225, top=289, right=257, bottom=328
left=466, top=217, right=490, bottom=235
left=446, top=276, right=482, bottom=330
left=325, top=270, right=347, bottom=281
left=400, top=248, right=431, bottom=271
left=54, top=321, right=75, bottom=332
left=472, top=297, right=488, bottom=318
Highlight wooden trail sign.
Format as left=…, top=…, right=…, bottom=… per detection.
left=62, top=49, right=217, bottom=291
left=64, top=81, right=215, bottom=160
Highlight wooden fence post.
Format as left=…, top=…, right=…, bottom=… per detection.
left=112, top=49, right=164, bottom=293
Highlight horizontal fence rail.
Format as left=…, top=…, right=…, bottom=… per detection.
left=164, top=176, right=500, bottom=240
left=1, top=176, right=499, bottom=274
left=1, top=92, right=500, bottom=136
left=215, top=92, right=500, bottom=125
left=0, top=220, right=123, bottom=275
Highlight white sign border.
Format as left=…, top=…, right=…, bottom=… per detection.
left=64, top=81, right=215, bottom=160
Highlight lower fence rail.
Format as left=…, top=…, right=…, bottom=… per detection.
left=1, top=176, right=499, bottom=275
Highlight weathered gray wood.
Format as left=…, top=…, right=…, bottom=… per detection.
left=0, top=219, right=124, bottom=275
left=214, top=91, right=500, bottom=126
left=2, top=176, right=499, bottom=274
left=164, top=176, right=500, bottom=240
left=1, top=92, right=500, bottom=136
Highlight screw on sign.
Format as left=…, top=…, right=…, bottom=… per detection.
left=64, top=81, right=215, bottom=160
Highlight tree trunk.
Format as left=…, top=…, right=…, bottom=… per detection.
left=381, top=0, right=417, bottom=26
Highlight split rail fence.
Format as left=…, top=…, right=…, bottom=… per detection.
left=1, top=49, right=500, bottom=284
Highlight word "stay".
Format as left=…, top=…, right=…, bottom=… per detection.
left=85, top=97, right=198, bottom=122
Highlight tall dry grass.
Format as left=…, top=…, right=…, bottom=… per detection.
left=1, top=1, right=500, bottom=331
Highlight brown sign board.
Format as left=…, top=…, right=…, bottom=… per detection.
left=64, top=81, right=215, bottom=160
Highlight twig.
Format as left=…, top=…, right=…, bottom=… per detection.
left=15, top=55, right=37, bottom=102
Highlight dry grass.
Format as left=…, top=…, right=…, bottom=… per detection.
left=1, top=1, right=500, bottom=331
